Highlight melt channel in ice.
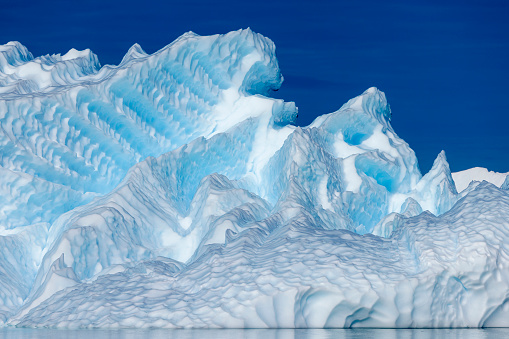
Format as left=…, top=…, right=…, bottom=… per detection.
left=0, top=29, right=508, bottom=329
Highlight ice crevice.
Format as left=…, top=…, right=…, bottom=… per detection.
left=0, top=29, right=508, bottom=328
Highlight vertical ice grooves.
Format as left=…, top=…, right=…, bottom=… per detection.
left=77, top=89, right=158, bottom=160
left=0, top=29, right=285, bottom=228
left=109, top=79, right=183, bottom=149
left=0, top=42, right=34, bottom=71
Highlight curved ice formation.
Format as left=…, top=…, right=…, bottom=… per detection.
left=1, top=30, right=508, bottom=328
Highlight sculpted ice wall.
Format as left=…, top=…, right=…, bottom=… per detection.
left=0, top=29, right=508, bottom=328
left=0, top=29, right=294, bottom=229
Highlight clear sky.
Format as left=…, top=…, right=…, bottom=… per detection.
left=2, top=0, right=508, bottom=174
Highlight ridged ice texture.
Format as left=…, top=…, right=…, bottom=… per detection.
left=1, top=30, right=508, bottom=329
left=12, top=183, right=509, bottom=329
left=0, top=29, right=291, bottom=229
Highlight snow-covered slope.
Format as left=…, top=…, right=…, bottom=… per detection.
left=452, top=167, right=508, bottom=193
left=0, top=30, right=508, bottom=328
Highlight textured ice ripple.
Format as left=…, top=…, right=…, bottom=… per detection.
left=0, top=29, right=293, bottom=229
left=12, top=183, right=509, bottom=328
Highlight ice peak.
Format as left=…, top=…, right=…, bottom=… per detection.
left=179, top=31, right=200, bottom=39
left=434, top=150, right=448, bottom=165
left=414, top=150, right=458, bottom=215
left=231, top=27, right=257, bottom=39
left=427, top=151, right=455, bottom=187
left=119, top=43, right=148, bottom=65
left=61, top=48, right=95, bottom=61
left=362, top=87, right=392, bottom=125
left=502, top=176, right=509, bottom=190
left=364, top=86, right=379, bottom=94
left=326, top=87, right=392, bottom=133
left=0, top=41, right=34, bottom=71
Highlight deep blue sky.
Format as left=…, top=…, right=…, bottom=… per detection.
left=2, top=0, right=508, bottom=173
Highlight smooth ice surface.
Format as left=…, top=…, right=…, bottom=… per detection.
left=452, top=167, right=508, bottom=193
left=0, top=30, right=508, bottom=329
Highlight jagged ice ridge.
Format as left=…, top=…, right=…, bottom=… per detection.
left=0, top=29, right=508, bottom=328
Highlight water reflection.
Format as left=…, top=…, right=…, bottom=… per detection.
left=0, top=328, right=507, bottom=339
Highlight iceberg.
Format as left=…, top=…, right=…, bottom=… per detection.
left=0, top=29, right=508, bottom=328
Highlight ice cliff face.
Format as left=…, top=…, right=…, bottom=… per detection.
left=0, top=29, right=508, bottom=328
left=0, top=29, right=292, bottom=229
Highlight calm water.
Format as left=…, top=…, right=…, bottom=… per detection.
left=0, top=328, right=508, bottom=339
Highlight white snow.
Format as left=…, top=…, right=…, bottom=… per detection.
left=452, top=167, right=508, bottom=193
left=342, top=155, right=362, bottom=193
left=61, top=48, right=91, bottom=61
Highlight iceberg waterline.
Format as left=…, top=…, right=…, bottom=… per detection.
left=0, top=29, right=508, bottom=328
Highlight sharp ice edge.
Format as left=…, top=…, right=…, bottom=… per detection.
left=0, top=30, right=508, bottom=328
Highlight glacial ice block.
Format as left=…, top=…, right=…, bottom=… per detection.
left=1, top=30, right=508, bottom=329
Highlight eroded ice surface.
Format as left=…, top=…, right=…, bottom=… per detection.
left=0, top=30, right=508, bottom=328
